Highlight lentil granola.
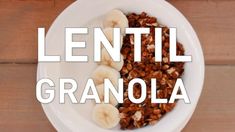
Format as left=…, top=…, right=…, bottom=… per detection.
left=119, top=12, right=185, bottom=130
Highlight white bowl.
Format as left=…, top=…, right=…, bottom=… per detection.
left=37, top=0, right=205, bottom=131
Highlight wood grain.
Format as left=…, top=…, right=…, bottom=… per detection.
left=168, top=0, right=235, bottom=64
left=182, top=65, right=235, bottom=132
left=0, top=64, right=234, bottom=131
left=0, top=64, right=55, bottom=132
left=0, top=0, right=74, bottom=63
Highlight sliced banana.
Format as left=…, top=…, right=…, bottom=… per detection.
left=103, top=9, right=128, bottom=34
left=91, top=65, right=120, bottom=86
left=103, top=27, right=123, bottom=47
left=98, top=48, right=124, bottom=71
left=92, top=103, right=120, bottom=129
left=96, top=84, right=118, bottom=106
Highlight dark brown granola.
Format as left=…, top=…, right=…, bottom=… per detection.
left=118, top=12, right=185, bottom=130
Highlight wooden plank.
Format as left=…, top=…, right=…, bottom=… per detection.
left=1, top=0, right=235, bottom=64
left=0, top=64, right=55, bottom=131
left=0, top=0, right=74, bottom=63
left=168, top=0, right=235, bottom=64
left=183, top=65, right=235, bottom=132
left=0, top=64, right=234, bottom=131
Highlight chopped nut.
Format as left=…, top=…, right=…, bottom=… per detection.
left=167, top=67, right=176, bottom=74
left=126, top=63, right=133, bottom=71
left=163, top=57, right=169, bottom=63
left=172, top=71, right=179, bottom=78
left=147, top=44, right=155, bottom=52
left=151, top=71, right=162, bottom=79
left=130, top=35, right=134, bottom=45
left=153, top=109, right=161, bottom=115
left=128, top=70, right=138, bottom=79
left=132, top=111, right=142, bottom=121
left=120, top=113, right=127, bottom=119
left=149, top=120, right=157, bottom=125
left=121, top=67, right=129, bottom=75
left=162, top=64, right=170, bottom=70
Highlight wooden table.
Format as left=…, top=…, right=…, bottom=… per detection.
left=0, top=0, right=235, bottom=131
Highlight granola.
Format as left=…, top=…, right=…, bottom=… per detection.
left=119, top=12, right=185, bottom=129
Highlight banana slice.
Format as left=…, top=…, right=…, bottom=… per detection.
left=99, top=48, right=124, bottom=71
left=103, top=9, right=128, bottom=34
left=103, top=27, right=123, bottom=47
left=91, top=65, right=120, bottom=86
left=92, top=103, right=120, bottom=129
left=96, top=84, right=118, bottom=106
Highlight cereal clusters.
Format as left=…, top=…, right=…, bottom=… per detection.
left=119, top=12, right=185, bottom=129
